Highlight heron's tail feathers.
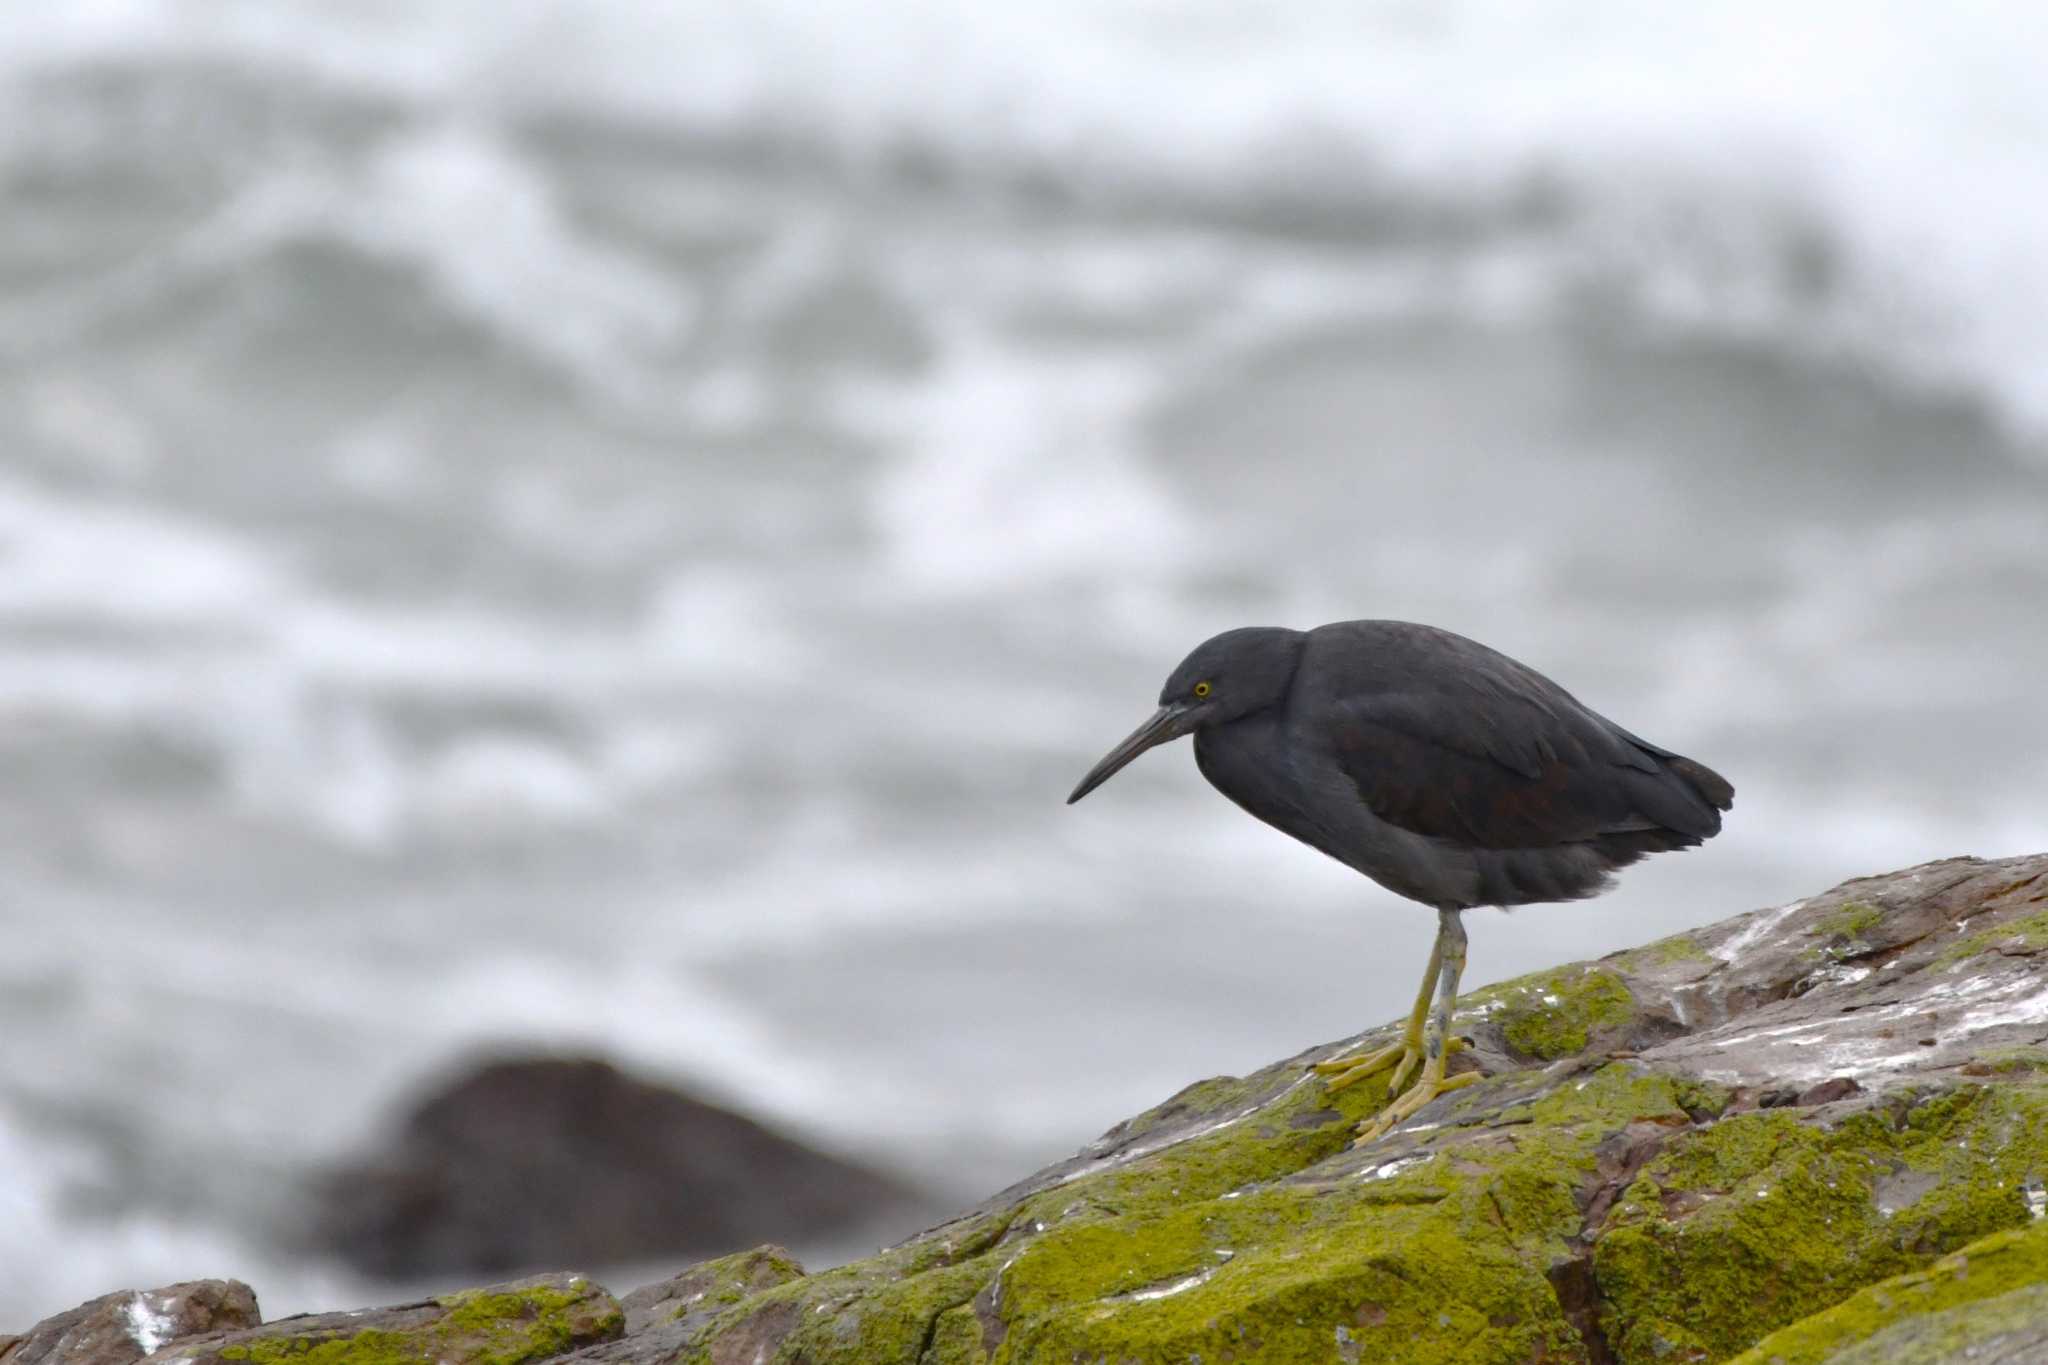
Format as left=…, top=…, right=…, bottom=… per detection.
left=1584, top=748, right=1734, bottom=866
left=1666, top=755, right=1735, bottom=812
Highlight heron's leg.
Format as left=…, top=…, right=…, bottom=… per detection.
left=1311, top=938, right=1441, bottom=1092
left=1352, top=907, right=1480, bottom=1146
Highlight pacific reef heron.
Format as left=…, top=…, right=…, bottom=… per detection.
left=1067, top=620, right=1733, bottom=1145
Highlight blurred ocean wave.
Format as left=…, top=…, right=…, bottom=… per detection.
left=2, top=0, right=2045, bottom=1328
left=8, top=3, right=2048, bottom=429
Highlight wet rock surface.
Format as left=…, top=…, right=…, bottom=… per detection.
left=616, top=1245, right=808, bottom=1337
left=0, top=1281, right=258, bottom=1365
left=19, top=854, right=2048, bottom=1364
left=312, top=1056, right=919, bottom=1279
left=573, top=1247, right=813, bottom=1365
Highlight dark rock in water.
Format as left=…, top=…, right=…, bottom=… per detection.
left=313, top=1055, right=916, bottom=1279
left=146, top=1274, right=619, bottom=1365
left=0, top=1280, right=258, bottom=1365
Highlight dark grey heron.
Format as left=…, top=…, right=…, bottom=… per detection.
left=1067, top=620, right=1733, bottom=1144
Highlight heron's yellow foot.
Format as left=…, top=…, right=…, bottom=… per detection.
left=1312, top=1038, right=1411, bottom=1092
left=1350, top=1066, right=1480, bottom=1147
left=1312, top=1035, right=1465, bottom=1095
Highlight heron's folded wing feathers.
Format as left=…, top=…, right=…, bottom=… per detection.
left=1323, top=688, right=1723, bottom=853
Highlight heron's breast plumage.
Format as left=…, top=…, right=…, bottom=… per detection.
left=1193, top=715, right=1472, bottom=907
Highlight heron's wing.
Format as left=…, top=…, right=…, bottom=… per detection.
left=1319, top=669, right=1723, bottom=853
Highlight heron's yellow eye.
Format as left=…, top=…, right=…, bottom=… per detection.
left=1193, top=680, right=1212, bottom=698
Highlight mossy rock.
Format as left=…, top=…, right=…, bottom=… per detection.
left=666, top=1065, right=1676, bottom=1364
left=616, top=1244, right=807, bottom=1337
left=652, top=1072, right=2047, bottom=1365
left=1591, top=1085, right=2048, bottom=1362
left=151, top=1275, right=622, bottom=1365
left=1485, top=964, right=1637, bottom=1061
left=635, top=854, right=2048, bottom=1365
left=1731, top=1220, right=2048, bottom=1364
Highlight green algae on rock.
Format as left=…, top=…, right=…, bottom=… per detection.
left=1731, top=1220, right=2048, bottom=1365
left=1813, top=1284, right=2048, bottom=1364
left=148, top=1275, right=621, bottom=1365
left=1487, top=964, right=1637, bottom=1061
left=1934, top=905, right=2048, bottom=969
left=615, top=1245, right=807, bottom=1339
left=1591, top=1083, right=2048, bottom=1362
left=1810, top=900, right=1887, bottom=945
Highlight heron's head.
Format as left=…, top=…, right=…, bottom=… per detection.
left=1066, top=626, right=1306, bottom=804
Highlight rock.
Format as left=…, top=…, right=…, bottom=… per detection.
left=0, top=1281, right=259, bottom=1365
left=1733, top=1220, right=2048, bottom=1364
left=569, top=1247, right=811, bottom=1364
left=147, top=1273, right=620, bottom=1365
left=543, top=852, right=2048, bottom=1364
left=313, top=1055, right=918, bottom=1279
left=617, top=1245, right=807, bottom=1337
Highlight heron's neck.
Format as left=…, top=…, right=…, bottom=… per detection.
left=1193, top=710, right=1305, bottom=822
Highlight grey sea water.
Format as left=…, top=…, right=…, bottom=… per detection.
left=3, top=2, right=2047, bottom=1328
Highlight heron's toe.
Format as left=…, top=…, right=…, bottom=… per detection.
left=1313, top=1036, right=1466, bottom=1093
left=1349, top=1068, right=1482, bottom=1147
left=1311, top=1040, right=1408, bottom=1091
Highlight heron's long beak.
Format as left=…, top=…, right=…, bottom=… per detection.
left=1066, top=704, right=1194, bottom=804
